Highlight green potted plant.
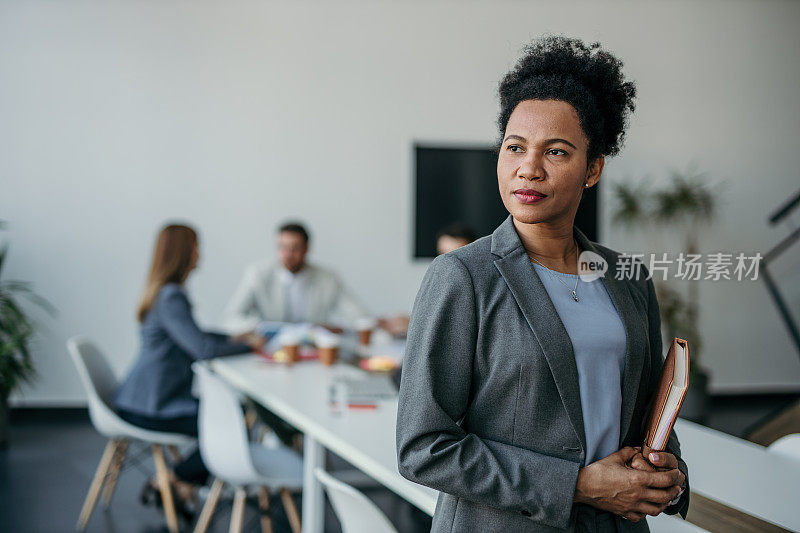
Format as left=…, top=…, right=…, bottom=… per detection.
left=611, top=168, right=717, bottom=422
left=0, top=221, right=54, bottom=447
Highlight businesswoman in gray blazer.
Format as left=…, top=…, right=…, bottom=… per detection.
left=115, top=224, right=262, bottom=508
left=397, top=37, right=689, bottom=532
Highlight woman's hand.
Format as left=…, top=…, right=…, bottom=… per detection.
left=315, top=323, right=344, bottom=334
left=231, top=331, right=265, bottom=352
left=629, top=449, right=687, bottom=506
left=574, top=447, right=684, bottom=522
left=630, top=449, right=685, bottom=478
left=377, top=315, right=410, bottom=337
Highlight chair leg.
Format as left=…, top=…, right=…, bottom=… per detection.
left=229, top=487, right=247, bottom=533
left=168, top=444, right=182, bottom=463
left=153, top=444, right=180, bottom=533
left=280, top=488, right=302, bottom=533
left=258, top=487, right=273, bottom=533
left=244, top=406, right=257, bottom=430
left=76, top=439, right=120, bottom=530
left=101, top=439, right=129, bottom=509
left=193, top=478, right=225, bottom=533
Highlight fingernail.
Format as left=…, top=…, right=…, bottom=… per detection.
left=650, top=453, right=659, bottom=461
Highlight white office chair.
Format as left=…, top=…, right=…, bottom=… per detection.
left=767, top=433, right=800, bottom=462
left=315, top=467, right=398, bottom=533
left=192, top=362, right=303, bottom=533
left=67, top=336, right=195, bottom=533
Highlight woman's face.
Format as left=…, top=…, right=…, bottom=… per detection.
left=189, top=242, right=199, bottom=272
left=497, top=99, right=603, bottom=226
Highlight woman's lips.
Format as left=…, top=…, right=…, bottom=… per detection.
left=513, top=188, right=548, bottom=204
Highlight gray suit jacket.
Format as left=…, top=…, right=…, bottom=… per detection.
left=396, top=216, right=690, bottom=533
left=115, top=284, right=250, bottom=419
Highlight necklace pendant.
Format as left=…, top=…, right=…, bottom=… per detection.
left=571, top=291, right=579, bottom=302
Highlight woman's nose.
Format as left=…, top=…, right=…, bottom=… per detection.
left=516, top=152, right=545, bottom=181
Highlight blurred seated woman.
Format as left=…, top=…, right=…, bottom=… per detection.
left=114, top=223, right=263, bottom=511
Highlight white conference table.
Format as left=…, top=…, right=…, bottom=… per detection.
left=673, top=418, right=800, bottom=531
left=211, top=354, right=796, bottom=532
left=210, top=354, right=437, bottom=533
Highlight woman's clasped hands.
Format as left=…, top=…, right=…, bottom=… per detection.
left=573, top=446, right=686, bottom=522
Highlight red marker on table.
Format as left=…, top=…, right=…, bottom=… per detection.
left=347, top=403, right=378, bottom=410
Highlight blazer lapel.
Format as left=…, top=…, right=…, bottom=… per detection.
left=574, top=229, right=648, bottom=446
left=492, top=216, right=586, bottom=451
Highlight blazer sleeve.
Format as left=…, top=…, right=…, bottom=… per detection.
left=396, top=254, right=581, bottom=530
left=159, top=287, right=251, bottom=360
left=643, top=271, right=691, bottom=518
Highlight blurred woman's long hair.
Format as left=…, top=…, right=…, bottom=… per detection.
left=137, top=224, right=198, bottom=322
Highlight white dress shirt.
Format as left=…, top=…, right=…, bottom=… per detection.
left=222, top=260, right=370, bottom=332
left=278, top=266, right=309, bottom=323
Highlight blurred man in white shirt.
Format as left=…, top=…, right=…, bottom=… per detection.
left=223, top=222, right=370, bottom=332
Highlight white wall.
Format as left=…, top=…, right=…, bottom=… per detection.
left=1, top=0, right=798, bottom=404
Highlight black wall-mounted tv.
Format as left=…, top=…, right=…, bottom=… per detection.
left=414, top=144, right=598, bottom=258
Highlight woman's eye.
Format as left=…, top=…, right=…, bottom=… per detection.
left=548, top=149, right=567, bottom=156
left=507, top=145, right=523, bottom=153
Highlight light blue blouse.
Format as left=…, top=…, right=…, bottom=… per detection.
left=531, top=262, right=627, bottom=465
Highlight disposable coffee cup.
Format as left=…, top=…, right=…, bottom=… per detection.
left=316, top=334, right=340, bottom=366
left=279, top=331, right=301, bottom=365
left=355, top=317, right=377, bottom=346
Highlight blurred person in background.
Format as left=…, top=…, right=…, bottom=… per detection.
left=114, top=224, right=263, bottom=514
left=223, top=221, right=371, bottom=332
left=436, top=222, right=478, bottom=255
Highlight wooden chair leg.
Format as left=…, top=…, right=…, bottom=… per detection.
left=258, top=487, right=273, bottom=533
left=193, top=478, right=225, bottom=533
left=153, top=444, right=180, bottom=533
left=76, top=439, right=120, bottom=530
left=244, top=406, right=257, bottom=430
left=168, top=444, right=182, bottom=463
left=101, top=439, right=128, bottom=508
left=280, top=488, right=302, bottom=533
left=229, top=487, right=247, bottom=533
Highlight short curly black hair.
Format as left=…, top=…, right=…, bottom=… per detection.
left=497, top=35, right=636, bottom=162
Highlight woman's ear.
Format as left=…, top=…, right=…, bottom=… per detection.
left=585, top=155, right=605, bottom=188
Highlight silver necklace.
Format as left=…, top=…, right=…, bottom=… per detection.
left=528, top=240, right=581, bottom=302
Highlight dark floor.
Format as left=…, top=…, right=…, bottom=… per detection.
left=0, top=409, right=431, bottom=533
left=1, top=393, right=797, bottom=533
